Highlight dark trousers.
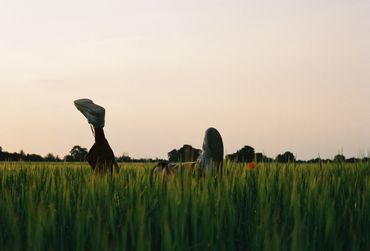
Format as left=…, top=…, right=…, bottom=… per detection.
left=86, top=127, right=118, bottom=174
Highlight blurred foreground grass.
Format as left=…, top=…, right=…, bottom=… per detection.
left=0, top=161, right=369, bottom=251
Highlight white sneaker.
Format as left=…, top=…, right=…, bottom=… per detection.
left=74, top=99, right=105, bottom=128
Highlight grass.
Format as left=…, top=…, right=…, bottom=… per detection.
left=0, top=161, right=369, bottom=251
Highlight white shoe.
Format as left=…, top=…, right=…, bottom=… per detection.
left=74, top=99, right=105, bottom=128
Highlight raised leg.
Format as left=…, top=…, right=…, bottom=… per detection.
left=74, top=99, right=118, bottom=174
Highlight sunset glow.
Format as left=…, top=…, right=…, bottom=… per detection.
left=1, top=0, right=369, bottom=159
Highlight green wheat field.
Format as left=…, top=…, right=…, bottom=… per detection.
left=0, top=161, right=369, bottom=251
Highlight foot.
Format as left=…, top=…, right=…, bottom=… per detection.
left=197, top=127, right=224, bottom=170
left=74, top=99, right=105, bottom=128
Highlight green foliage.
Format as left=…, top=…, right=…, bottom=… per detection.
left=226, top=145, right=255, bottom=163
left=0, top=162, right=369, bottom=251
left=65, top=145, right=89, bottom=162
left=276, top=151, right=296, bottom=163
left=334, top=154, right=346, bottom=163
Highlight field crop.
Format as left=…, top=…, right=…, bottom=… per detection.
left=0, top=161, right=369, bottom=251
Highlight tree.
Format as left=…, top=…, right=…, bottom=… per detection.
left=44, top=153, right=56, bottom=162
left=55, top=155, right=62, bottom=162
left=334, top=154, right=346, bottom=163
left=117, top=153, right=132, bottom=162
left=255, top=152, right=272, bottom=163
left=0, top=148, right=45, bottom=161
left=178, top=145, right=201, bottom=162
left=25, top=154, right=44, bottom=161
left=168, top=149, right=179, bottom=162
left=346, top=157, right=358, bottom=163
left=226, top=145, right=255, bottom=163
left=65, top=145, right=88, bottom=162
left=308, top=157, right=322, bottom=163
left=276, top=151, right=296, bottom=163
left=168, top=145, right=201, bottom=162
left=19, top=150, right=26, bottom=160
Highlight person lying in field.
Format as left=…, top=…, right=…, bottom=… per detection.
left=74, top=99, right=224, bottom=175
left=151, top=128, right=224, bottom=176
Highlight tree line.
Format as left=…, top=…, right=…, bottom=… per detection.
left=0, top=145, right=165, bottom=163
left=167, top=145, right=369, bottom=164
left=224, top=145, right=369, bottom=164
left=0, top=145, right=368, bottom=163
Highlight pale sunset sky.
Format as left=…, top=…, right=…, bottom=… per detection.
left=0, top=0, right=369, bottom=160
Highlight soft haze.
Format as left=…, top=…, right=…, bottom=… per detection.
left=1, top=0, right=369, bottom=160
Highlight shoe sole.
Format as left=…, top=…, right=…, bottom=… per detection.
left=74, top=99, right=105, bottom=116
left=74, top=99, right=105, bottom=127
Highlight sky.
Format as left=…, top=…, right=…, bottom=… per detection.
left=0, top=0, right=369, bottom=160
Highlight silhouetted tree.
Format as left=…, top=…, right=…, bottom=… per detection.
left=179, top=145, right=201, bottom=162
left=0, top=151, right=12, bottom=161
left=117, top=153, right=132, bottom=162
left=334, top=154, right=346, bottom=163
left=25, top=154, right=44, bottom=161
left=255, top=153, right=263, bottom=162
left=276, top=151, right=296, bottom=163
left=226, top=145, right=255, bottom=163
left=346, top=157, right=359, bottom=163
left=44, top=153, right=56, bottom=162
left=255, top=152, right=273, bottom=163
left=0, top=147, right=62, bottom=162
left=63, top=155, right=72, bottom=162
left=308, top=157, right=321, bottom=163
left=19, top=150, right=26, bottom=160
left=323, top=159, right=332, bottom=163
left=168, top=149, right=179, bottom=162
left=168, top=145, right=201, bottom=162
left=64, top=145, right=88, bottom=162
